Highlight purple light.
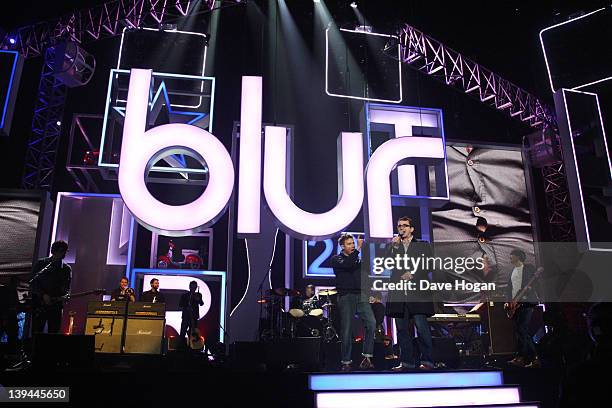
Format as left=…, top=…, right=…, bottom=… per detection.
left=8, top=38, right=16, bottom=45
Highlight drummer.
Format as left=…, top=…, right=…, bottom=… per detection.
left=291, top=284, right=318, bottom=311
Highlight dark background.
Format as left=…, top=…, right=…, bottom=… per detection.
left=0, top=0, right=610, bottom=308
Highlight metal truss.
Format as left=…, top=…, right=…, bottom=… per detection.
left=399, top=24, right=557, bottom=130
left=21, top=46, right=68, bottom=190
left=542, top=162, right=575, bottom=241
left=1, top=0, right=216, bottom=58
left=398, top=23, right=574, bottom=242
left=66, top=114, right=106, bottom=193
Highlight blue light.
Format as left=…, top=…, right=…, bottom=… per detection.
left=9, top=38, right=16, bottom=45
left=131, top=268, right=227, bottom=342
left=1, top=51, right=20, bottom=130
left=309, top=371, right=504, bottom=391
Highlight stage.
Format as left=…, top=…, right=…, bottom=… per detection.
left=1, top=1, right=611, bottom=407
left=1, top=351, right=564, bottom=408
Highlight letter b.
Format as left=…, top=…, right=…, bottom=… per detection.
left=118, top=69, right=234, bottom=235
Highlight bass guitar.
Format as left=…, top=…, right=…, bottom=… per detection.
left=505, top=267, right=543, bottom=319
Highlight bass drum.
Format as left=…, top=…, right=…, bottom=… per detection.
left=296, top=315, right=324, bottom=338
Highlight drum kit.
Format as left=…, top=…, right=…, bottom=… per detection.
left=258, top=287, right=339, bottom=343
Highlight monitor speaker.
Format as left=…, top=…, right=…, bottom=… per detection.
left=486, top=302, right=517, bottom=355
left=32, top=334, right=94, bottom=369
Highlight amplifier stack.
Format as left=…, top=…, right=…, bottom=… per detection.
left=84, top=301, right=165, bottom=354
left=124, top=302, right=165, bottom=354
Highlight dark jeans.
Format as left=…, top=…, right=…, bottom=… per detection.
left=514, top=306, right=537, bottom=360
left=180, top=318, right=193, bottom=340
left=395, top=312, right=433, bottom=368
left=32, top=305, right=63, bottom=334
left=338, top=293, right=376, bottom=364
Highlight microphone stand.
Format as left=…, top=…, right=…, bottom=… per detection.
left=27, top=258, right=55, bottom=285
left=257, top=264, right=274, bottom=341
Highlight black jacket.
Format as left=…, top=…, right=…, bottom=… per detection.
left=330, top=250, right=362, bottom=294
left=141, top=290, right=165, bottom=303
left=110, top=288, right=134, bottom=302
left=31, top=257, right=71, bottom=298
left=179, top=292, right=203, bottom=319
left=506, top=263, right=539, bottom=305
left=384, top=239, right=435, bottom=318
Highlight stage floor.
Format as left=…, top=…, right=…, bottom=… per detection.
left=0, top=353, right=563, bottom=408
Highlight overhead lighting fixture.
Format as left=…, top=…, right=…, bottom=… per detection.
left=355, top=25, right=372, bottom=33
left=313, top=0, right=320, bottom=3
left=350, top=2, right=357, bottom=8
left=8, top=37, right=16, bottom=45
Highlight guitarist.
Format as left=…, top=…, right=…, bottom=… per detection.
left=179, top=281, right=204, bottom=349
left=30, top=240, right=71, bottom=334
left=505, top=249, right=540, bottom=368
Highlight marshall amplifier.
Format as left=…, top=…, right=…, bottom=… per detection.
left=127, top=301, right=166, bottom=317
left=87, top=301, right=128, bottom=316
left=124, top=302, right=166, bottom=354
left=85, top=301, right=128, bottom=353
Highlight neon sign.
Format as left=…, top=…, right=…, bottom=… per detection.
left=118, top=69, right=447, bottom=240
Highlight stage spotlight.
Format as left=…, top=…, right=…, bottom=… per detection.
left=8, top=37, right=16, bottom=45
left=355, top=25, right=372, bottom=33
left=350, top=1, right=357, bottom=8
left=313, top=0, right=320, bottom=3
left=56, top=121, right=62, bottom=126
left=160, top=23, right=177, bottom=31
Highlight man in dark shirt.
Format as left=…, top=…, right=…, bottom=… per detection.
left=385, top=217, right=435, bottom=370
left=331, top=234, right=375, bottom=371
left=179, top=281, right=204, bottom=344
left=31, top=240, right=72, bottom=334
left=141, top=278, right=165, bottom=303
left=110, top=277, right=135, bottom=302
left=290, top=284, right=318, bottom=311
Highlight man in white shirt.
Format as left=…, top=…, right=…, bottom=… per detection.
left=506, top=249, right=540, bottom=368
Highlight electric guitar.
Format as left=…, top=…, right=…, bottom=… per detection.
left=505, top=267, right=543, bottom=319
left=30, top=289, right=106, bottom=313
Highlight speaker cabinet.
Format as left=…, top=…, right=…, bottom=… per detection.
left=32, top=334, right=94, bottom=369
left=85, top=315, right=125, bottom=353
left=265, top=337, right=321, bottom=370
left=486, top=302, right=517, bottom=355
left=123, top=318, right=165, bottom=354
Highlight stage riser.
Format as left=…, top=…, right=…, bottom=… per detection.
left=315, top=386, right=521, bottom=408
left=309, top=371, right=503, bottom=391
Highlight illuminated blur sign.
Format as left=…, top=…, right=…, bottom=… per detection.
left=118, top=69, right=448, bottom=241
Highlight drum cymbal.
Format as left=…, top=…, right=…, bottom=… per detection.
left=272, top=287, right=301, bottom=297
left=318, top=289, right=337, bottom=296
left=288, top=308, right=305, bottom=318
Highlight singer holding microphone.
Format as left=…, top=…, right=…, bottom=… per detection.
left=179, top=281, right=204, bottom=348
left=384, top=216, right=436, bottom=371
left=110, top=277, right=136, bottom=302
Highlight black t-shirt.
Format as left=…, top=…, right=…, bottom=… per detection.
left=31, top=257, right=71, bottom=298
left=179, top=292, right=203, bottom=319
left=110, top=288, right=134, bottom=302
left=141, top=290, right=165, bottom=303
